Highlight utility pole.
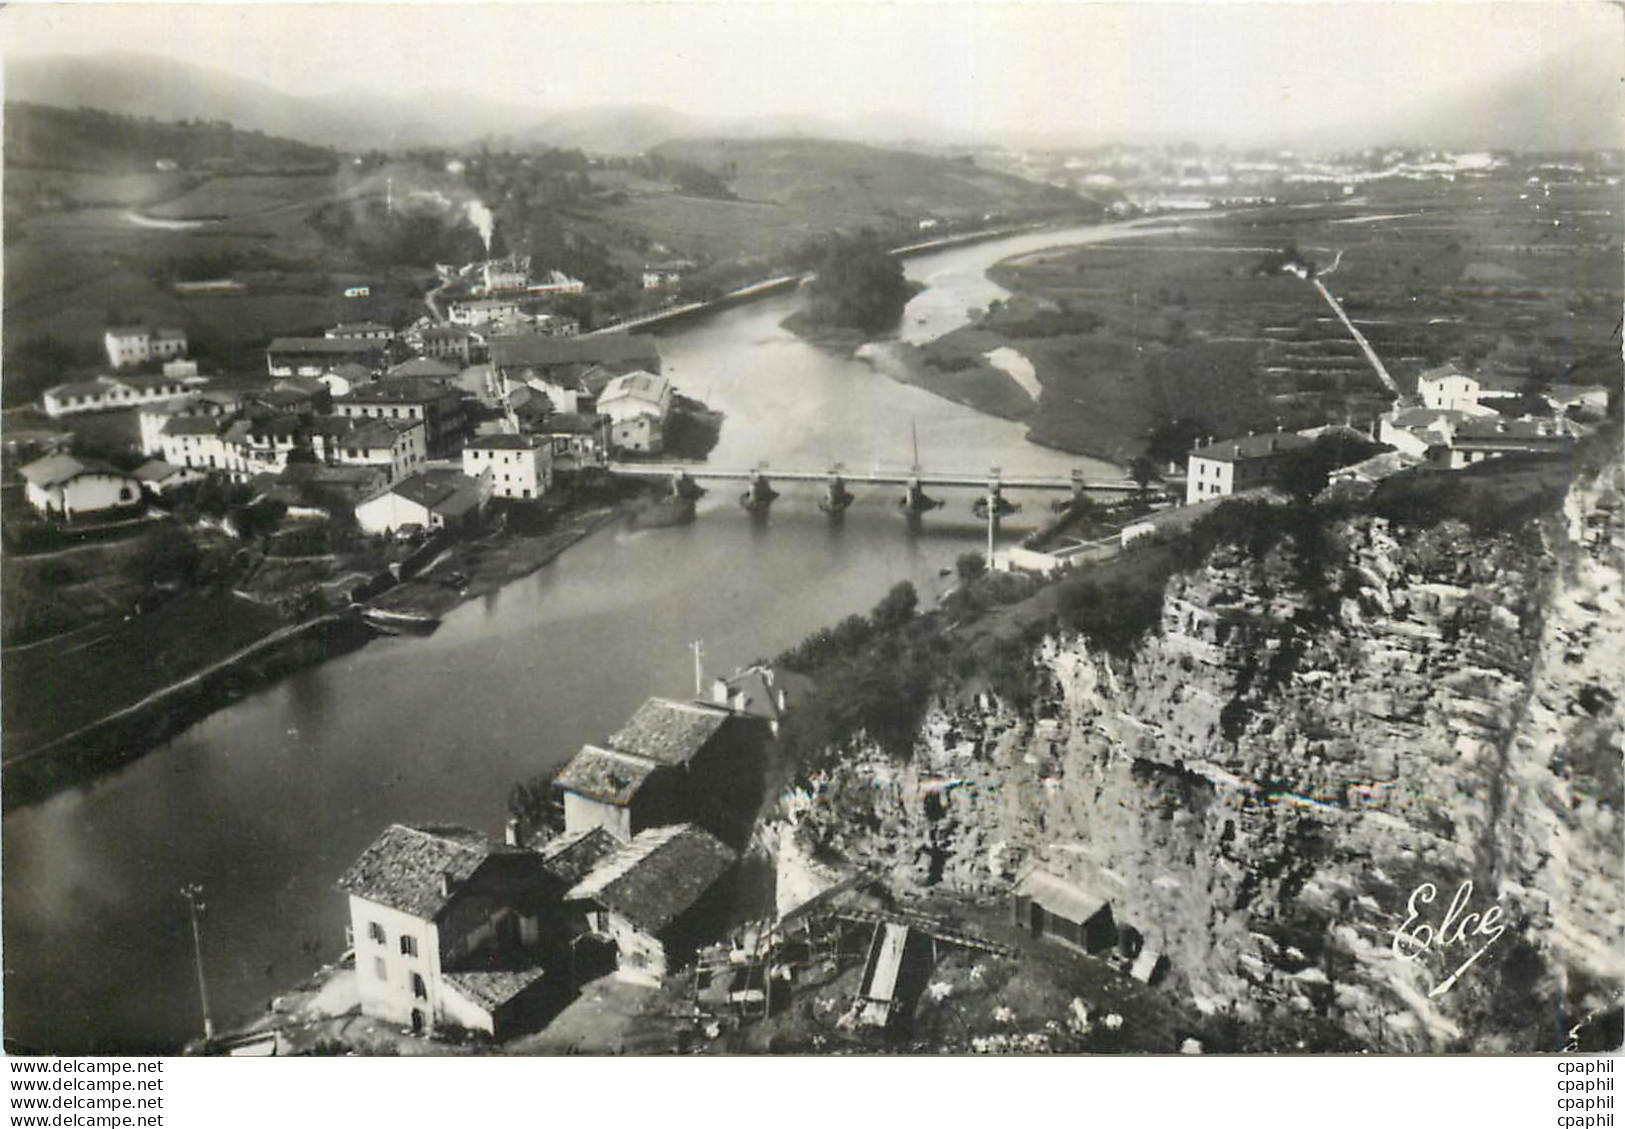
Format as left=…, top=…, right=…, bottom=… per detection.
left=691, top=640, right=705, bottom=698
left=181, top=884, right=214, bottom=1042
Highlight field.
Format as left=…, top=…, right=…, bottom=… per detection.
left=1, top=589, right=285, bottom=757
left=895, top=170, right=1623, bottom=461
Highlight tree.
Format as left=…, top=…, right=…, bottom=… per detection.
left=803, top=235, right=914, bottom=333
left=956, top=552, right=987, bottom=584
left=1128, top=456, right=1157, bottom=494
left=870, top=581, right=919, bottom=630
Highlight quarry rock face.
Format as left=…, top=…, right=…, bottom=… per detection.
left=780, top=461, right=1623, bottom=1051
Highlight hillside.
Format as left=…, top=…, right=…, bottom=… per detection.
left=653, top=136, right=1086, bottom=222
left=4, top=102, right=338, bottom=173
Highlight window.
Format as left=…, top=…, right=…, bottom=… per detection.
left=374, top=957, right=388, bottom=982
left=400, top=935, right=418, bottom=958
left=412, top=973, right=428, bottom=1000
left=368, top=922, right=386, bottom=944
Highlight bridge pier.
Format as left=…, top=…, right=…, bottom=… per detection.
left=670, top=470, right=706, bottom=501
left=899, top=477, right=943, bottom=515
left=739, top=469, right=779, bottom=513
left=820, top=474, right=854, bottom=514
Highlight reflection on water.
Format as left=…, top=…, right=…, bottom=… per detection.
left=2, top=220, right=1134, bottom=1052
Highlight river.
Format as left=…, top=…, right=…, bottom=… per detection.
left=2, top=221, right=1132, bottom=1053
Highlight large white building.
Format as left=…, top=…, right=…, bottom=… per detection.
left=103, top=326, right=187, bottom=369
left=1184, top=432, right=1312, bottom=505
left=354, top=469, right=491, bottom=537
left=462, top=434, right=552, bottom=500
left=335, top=824, right=552, bottom=1039
left=597, top=370, right=673, bottom=454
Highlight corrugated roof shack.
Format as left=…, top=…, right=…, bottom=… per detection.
left=565, top=823, right=738, bottom=985
left=1012, top=870, right=1117, bottom=957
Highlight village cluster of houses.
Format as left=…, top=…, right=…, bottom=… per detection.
left=21, top=314, right=682, bottom=534
left=1181, top=359, right=1599, bottom=506
left=334, top=667, right=801, bottom=1040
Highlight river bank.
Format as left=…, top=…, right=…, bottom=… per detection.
left=2, top=501, right=626, bottom=811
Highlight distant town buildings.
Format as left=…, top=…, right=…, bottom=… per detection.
left=266, top=337, right=385, bottom=379
left=325, top=321, right=396, bottom=343
left=490, top=334, right=661, bottom=417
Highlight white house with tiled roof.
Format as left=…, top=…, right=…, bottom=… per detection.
left=18, top=453, right=143, bottom=519
left=462, top=433, right=551, bottom=500
left=335, top=823, right=554, bottom=1039
left=1184, top=431, right=1313, bottom=505
left=564, top=823, right=736, bottom=984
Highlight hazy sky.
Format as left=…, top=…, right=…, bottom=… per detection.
left=4, top=2, right=1619, bottom=144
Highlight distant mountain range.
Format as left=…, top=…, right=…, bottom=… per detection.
left=6, top=49, right=1620, bottom=155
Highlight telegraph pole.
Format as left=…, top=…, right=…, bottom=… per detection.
left=181, top=884, right=215, bottom=1042
left=691, top=640, right=705, bottom=698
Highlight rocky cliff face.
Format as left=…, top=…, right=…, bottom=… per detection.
left=776, top=461, right=1622, bottom=1051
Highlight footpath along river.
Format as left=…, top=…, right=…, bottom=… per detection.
left=2, top=220, right=1138, bottom=1052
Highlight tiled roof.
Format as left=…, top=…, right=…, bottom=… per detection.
left=133, top=459, right=182, bottom=482
left=268, top=337, right=382, bottom=356
left=536, top=827, right=621, bottom=885
left=553, top=745, right=660, bottom=806
left=327, top=362, right=375, bottom=382
left=121, top=375, right=189, bottom=392
left=328, top=322, right=393, bottom=335
left=19, top=453, right=126, bottom=489
left=544, top=413, right=598, bottom=435
left=465, top=434, right=539, bottom=451
left=441, top=968, right=546, bottom=1011
left=490, top=333, right=660, bottom=371
left=344, top=377, right=458, bottom=405
left=1189, top=432, right=1312, bottom=463
left=389, top=357, right=460, bottom=380
left=1016, top=869, right=1109, bottom=925
left=1452, top=417, right=1573, bottom=444
left=422, top=326, right=474, bottom=341
left=334, top=823, right=499, bottom=921
left=598, top=370, right=670, bottom=407
left=162, top=416, right=223, bottom=437
left=370, top=470, right=485, bottom=517
left=566, top=824, right=736, bottom=935
left=606, top=698, right=731, bottom=767
left=46, top=378, right=119, bottom=400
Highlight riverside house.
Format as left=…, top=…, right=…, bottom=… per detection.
left=354, top=468, right=491, bottom=537
left=563, top=823, right=737, bottom=985
left=462, top=434, right=552, bottom=500
left=489, top=334, right=661, bottom=417
left=336, top=824, right=555, bottom=1039
left=553, top=697, right=765, bottom=847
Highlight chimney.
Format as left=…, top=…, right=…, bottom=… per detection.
left=711, top=678, right=730, bottom=707
left=1268, top=436, right=1278, bottom=453
left=504, top=817, right=522, bottom=848
left=776, top=687, right=789, bottom=712
left=440, top=871, right=455, bottom=897
left=731, top=690, right=748, bottom=714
